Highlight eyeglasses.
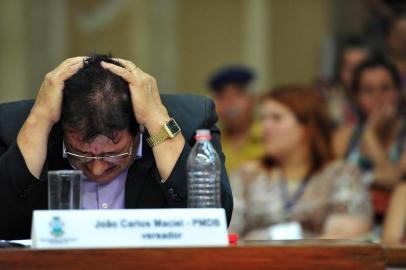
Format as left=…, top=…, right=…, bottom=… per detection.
left=62, top=141, right=134, bottom=164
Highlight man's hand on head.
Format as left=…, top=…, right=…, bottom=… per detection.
left=32, top=57, right=85, bottom=125
left=100, top=58, right=185, bottom=181
left=17, top=56, right=85, bottom=178
left=100, top=59, right=170, bottom=135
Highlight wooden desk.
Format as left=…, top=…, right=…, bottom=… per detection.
left=0, top=240, right=386, bottom=270
left=385, top=245, right=406, bottom=267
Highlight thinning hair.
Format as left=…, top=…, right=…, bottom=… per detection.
left=61, top=54, right=138, bottom=143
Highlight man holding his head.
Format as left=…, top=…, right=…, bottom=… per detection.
left=0, top=55, right=233, bottom=239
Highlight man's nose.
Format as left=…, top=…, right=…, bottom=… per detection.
left=87, top=160, right=111, bottom=176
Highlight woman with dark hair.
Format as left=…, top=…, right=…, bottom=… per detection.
left=229, top=86, right=371, bottom=240
left=334, top=56, right=406, bottom=222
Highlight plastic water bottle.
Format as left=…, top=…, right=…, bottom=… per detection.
left=187, top=129, right=221, bottom=208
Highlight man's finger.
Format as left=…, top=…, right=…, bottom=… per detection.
left=101, top=61, right=136, bottom=83
left=54, top=61, right=84, bottom=82
left=53, top=57, right=85, bottom=76
left=64, top=56, right=86, bottom=64
left=112, top=58, right=144, bottom=73
left=57, top=57, right=85, bottom=69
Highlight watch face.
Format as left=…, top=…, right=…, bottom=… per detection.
left=166, top=119, right=180, bottom=135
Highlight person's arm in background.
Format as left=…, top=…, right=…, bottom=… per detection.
left=383, top=182, right=406, bottom=245
left=322, top=214, right=372, bottom=239
left=321, top=164, right=372, bottom=239
left=361, top=107, right=404, bottom=189
left=362, top=127, right=404, bottom=189
left=333, top=107, right=406, bottom=189
left=332, top=125, right=354, bottom=158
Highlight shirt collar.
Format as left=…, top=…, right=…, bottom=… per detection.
left=136, top=133, right=143, bottom=159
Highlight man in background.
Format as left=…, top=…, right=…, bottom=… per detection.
left=208, top=66, right=263, bottom=174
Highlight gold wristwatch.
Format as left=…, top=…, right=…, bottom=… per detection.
left=146, top=118, right=181, bottom=147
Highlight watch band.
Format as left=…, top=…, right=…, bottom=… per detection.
left=147, top=127, right=170, bottom=147
left=146, top=118, right=181, bottom=147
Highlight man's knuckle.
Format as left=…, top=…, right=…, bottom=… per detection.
left=48, top=75, right=60, bottom=85
left=68, top=65, right=75, bottom=72
left=141, top=74, right=149, bottom=81
left=45, top=72, right=54, bottom=81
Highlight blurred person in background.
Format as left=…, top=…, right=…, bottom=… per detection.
left=229, top=86, right=372, bottom=240
left=323, top=36, right=370, bottom=128
left=386, top=14, right=406, bottom=92
left=334, top=55, right=406, bottom=226
left=363, top=0, right=406, bottom=52
left=208, top=66, right=263, bottom=174
left=383, top=181, right=406, bottom=245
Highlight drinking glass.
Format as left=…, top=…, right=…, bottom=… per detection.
left=48, top=170, right=82, bottom=209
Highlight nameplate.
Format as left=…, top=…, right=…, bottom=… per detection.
left=31, top=208, right=228, bottom=249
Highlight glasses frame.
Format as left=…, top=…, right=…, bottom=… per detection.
left=62, top=140, right=134, bottom=164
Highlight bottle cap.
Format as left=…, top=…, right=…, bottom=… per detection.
left=195, top=129, right=212, bottom=140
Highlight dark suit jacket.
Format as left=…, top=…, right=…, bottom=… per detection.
left=0, top=94, right=233, bottom=240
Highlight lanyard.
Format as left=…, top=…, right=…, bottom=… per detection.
left=278, top=174, right=311, bottom=213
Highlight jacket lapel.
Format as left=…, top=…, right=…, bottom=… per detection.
left=125, top=135, right=155, bottom=208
